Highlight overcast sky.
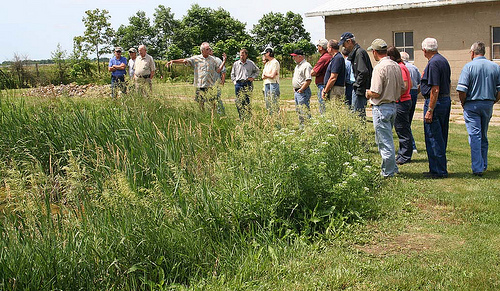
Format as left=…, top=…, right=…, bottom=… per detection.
left=1, top=0, right=326, bottom=62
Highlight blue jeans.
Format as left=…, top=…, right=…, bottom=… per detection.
left=395, top=100, right=413, bottom=163
left=463, top=100, right=494, bottom=174
left=294, top=87, right=312, bottom=125
left=372, top=103, right=398, bottom=177
left=317, top=84, right=326, bottom=114
left=345, top=83, right=353, bottom=107
left=235, top=81, right=253, bottom=120
left=111, top=75, right=126, bottom=98
left=196, top=87, right=225, bottom=115
left=352, top=90, right=367, bottom=118
left=424, top=96, right=451, bottom=176
left=264, top=83, right=280, bottom=115
left=409, top=89, right=418, bottom=150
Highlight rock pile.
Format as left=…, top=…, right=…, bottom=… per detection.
left=23, top=83, right=111, bottom=98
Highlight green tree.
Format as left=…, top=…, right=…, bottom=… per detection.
left=282, top=40, right=317, bottom=71
left=173, top=4, right=251, bottom=57
left=212, top=39, right=259, bottom=62
left=153, top=5, right=179, bottom=59
left=251, top=11, right=313, bottom=55
left=115, top=11, right=156, bottom=57
left=51, top=43, right=68, bottom=84
left=80, top=8, right=114, bottom=73
left=70, top=36, right=92, bottom=80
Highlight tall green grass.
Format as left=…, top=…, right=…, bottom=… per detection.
left=0, top=91, right=378, bottom=289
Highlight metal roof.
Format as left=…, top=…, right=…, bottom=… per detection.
left=305, top=0, right=499, bottom=17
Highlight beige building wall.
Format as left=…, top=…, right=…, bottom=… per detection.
left=324, top=1, right=500, bottom=99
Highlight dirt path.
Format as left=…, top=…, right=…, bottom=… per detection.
left=271, top=98, right=500, bottom=126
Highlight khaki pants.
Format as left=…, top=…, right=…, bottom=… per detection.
left=134, top=76, right=152, bottom=96
left=324, top=85, right=345, bottom=100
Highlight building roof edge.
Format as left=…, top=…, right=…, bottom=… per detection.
left=305, top=0, right=499, bottom=17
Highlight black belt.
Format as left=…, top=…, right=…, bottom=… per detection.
left=136, top=74, right=150, bottom=78
left=236, top=80, right=251, bottom=84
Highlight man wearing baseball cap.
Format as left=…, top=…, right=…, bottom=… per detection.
left=366, top=39, right=405, bottom=177
left=291, top=49, right=313, bottom=127
left=128, top=48, right=137, bottom=79
left=261, top=47, right=281, bottom=115
left=108, top=47, right=127, bottom=98
left=340, top=32, right=373, bottom=118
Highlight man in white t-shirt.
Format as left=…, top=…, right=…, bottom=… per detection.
left=261, top=47, right=280, bottom=115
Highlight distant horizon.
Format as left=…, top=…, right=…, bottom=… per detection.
left=1, top=0, right=326, bottom=63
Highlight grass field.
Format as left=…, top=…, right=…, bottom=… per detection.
left=0, top=84, right=499, bottom=290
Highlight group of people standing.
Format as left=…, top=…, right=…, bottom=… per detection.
left=358, top=35, right=500, bottom=179
left=109, top=35, right=500, bottom=178
left=108, top=45, right=156, bottom=98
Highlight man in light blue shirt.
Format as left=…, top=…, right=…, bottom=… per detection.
left=456, top=41, right=500, bottom=176
left=108, top=47, right=127, bottom=98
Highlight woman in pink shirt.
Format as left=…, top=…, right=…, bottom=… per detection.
left=388, top=47, right=413, bottom=165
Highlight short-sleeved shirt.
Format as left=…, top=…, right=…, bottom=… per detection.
left=398, top=62, right=411, bottom=102
left=128, top=59, right=135, bottom=78
left=185, top=54, right=219, bottom=88
left=324, top=52, right=346, bottom=87
left=312, top=52, right=332, bottom=85
left=109, top=56, right=127, bottom=77
left=420, top=53, right=451, bottom=98
left=404, top=61, right=421, bottom=90
left=213, top=56, right=226, bottom=83
left=262, top=58, right=280, bottom=84
left=457, top=56, right=500, bottom=102
left=292, top=59, right=312, bottom=89
left=134, top=54, right=155, bottom=77
left=369, top=56, right=405, bottom=106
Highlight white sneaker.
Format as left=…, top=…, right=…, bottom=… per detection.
left=413, top=149, right=418, bottom=154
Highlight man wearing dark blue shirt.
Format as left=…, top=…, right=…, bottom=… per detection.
left=456, top=41, right=500, bottom=176
left=420, top=38, right=451, bottom=178
left=108, top=47, right=127, bottom=98
left=322, top=39, right=346, bottom=103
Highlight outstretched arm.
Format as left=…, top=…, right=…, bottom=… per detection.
left=166, top=59, right=186, bottom=67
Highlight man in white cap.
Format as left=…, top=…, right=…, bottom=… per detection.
left=261, top=47, right=280, bottom=115
left=366, top=39, right=405, bottom=177
left=128, top=47, right=137, bottom=79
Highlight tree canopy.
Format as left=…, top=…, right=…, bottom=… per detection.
left=251, top=11, right=314, bottom=55
left=73, top=5, right=317, bottom=64
left=80, top=8, right=114, bottom=73
left=172, top=4, right=251, bottom=57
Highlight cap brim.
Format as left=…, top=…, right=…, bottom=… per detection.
left=290, top=53, right=298, bottom=56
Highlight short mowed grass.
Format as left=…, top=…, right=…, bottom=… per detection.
left=1, top=81, right=500, bottom=290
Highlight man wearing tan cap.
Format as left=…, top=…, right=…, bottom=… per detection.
left=291, top=49, right=312, bottom=126
left=366, top=39, right=405, bottom=178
